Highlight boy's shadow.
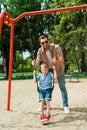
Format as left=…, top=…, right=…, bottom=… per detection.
left=48, top=107, right=87, bottom=126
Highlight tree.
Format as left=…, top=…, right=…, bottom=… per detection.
left=0, top=0, right=46, bottom=77
left=49, top=0, right=87, bottom=72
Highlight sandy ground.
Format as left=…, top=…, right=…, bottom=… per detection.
left=0, top=78, right=87, bottom=130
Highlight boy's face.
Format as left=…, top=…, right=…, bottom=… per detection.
left=41, top=66, right=48, bottom=75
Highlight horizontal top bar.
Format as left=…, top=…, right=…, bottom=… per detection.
left=12, top=4, right=87, bottom=23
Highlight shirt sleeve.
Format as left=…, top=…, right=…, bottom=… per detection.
left=55, top=45, right=63, bottom=56
left=36, top=48, right=42, bottom=61
left=36, top=73, right=41, bottom=81
left=49, top=72, right=53, bottom=78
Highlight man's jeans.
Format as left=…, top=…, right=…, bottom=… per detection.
left=57, top=73, right=68, bottom=107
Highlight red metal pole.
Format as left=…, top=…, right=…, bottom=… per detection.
left=7, top=22, right=14, bottom=111
left=0, top=14, right=3, bottom=38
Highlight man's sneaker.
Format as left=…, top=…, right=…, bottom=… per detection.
left=40, top=114, right=45, bottom=122
left=64, top=106, right=70, bottom=114
left=44, top=114, right=51, bottom=121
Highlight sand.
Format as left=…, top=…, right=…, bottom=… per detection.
left=0, top=78, right=87, bottom=130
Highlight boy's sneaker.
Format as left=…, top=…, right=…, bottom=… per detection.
left=64, top=106, right=70, bottom=114
left=44, top=114, right=51, bottom=121
left=40, top=114, right=45, bottom=122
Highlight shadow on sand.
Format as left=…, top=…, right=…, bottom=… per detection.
left=47, top=107, right=87, bottom=127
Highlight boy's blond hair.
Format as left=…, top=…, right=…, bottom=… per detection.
left=40, top=63, right=48, bottom=69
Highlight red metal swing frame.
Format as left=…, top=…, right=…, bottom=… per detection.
left=0, top=4, right=87, bottom=111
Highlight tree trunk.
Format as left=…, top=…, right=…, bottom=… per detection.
left=80, top=52, right=86, bottom=72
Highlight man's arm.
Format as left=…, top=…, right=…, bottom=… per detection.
left=32, top=48, right=42, bottom=66
left=52, top=45, right=64, bottom=65
left=52, top=55, right=64, bottom=65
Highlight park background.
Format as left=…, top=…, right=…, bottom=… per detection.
left=0, top=0, right=87, bottom=80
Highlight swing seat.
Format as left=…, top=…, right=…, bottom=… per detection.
left=37, top=86, right=54, bottom=93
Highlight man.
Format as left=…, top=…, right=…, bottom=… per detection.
left=32, top=35, right=70, bottom=114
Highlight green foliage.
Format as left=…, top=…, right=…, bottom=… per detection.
left=0, top=0, right=87, bottom=75
left=0, top=0, right=44, bottom=75
left=49, top=0, right=87, bottom=72
left=13, top=51, right=33, bottom=72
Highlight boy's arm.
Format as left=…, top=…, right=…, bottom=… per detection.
left=33, top=70, right=37, bottom=82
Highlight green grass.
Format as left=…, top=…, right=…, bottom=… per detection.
left=0, top=72, right=87, bottom=80
left=0, top=72, right=34, bottom=80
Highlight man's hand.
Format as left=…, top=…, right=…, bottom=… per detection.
left=32, top=59, right=36, bottom=66
left=33, top=70, right=36, bottom=74
left=31, top=59, right=40, bottom=66
left=52, top=57, right=57, bottom=64
left=52, top=55, right=64, bottom=64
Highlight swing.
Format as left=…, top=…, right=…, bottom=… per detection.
left=33, top=68, right=55, bottom=93
left=25, top=16, right=39, bottom=91
left=25, top=13, right=58, bottom=92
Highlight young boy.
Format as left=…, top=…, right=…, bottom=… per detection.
left=33, top=63, right=53, bottom=123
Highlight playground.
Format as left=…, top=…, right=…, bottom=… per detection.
left=0, top=3, right=87, bottom=130
left=0, top=79, right=87, bottom=130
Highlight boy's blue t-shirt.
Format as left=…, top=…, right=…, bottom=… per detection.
left=36, top=72, right=53, bottom=89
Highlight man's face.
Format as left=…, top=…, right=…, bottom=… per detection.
left=40, top=38, right=50, bottom=51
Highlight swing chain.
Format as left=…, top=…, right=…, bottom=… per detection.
left=25, top=16, right=35, bottom=60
